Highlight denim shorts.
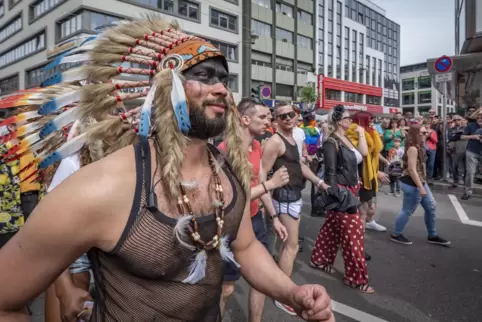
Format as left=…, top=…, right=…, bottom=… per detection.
left=70, top=254, right=91, bottom=274
left=223, top=211, right=268, bottom=281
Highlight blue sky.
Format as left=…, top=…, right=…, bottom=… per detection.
left=371, top=0, right=455, bottom=66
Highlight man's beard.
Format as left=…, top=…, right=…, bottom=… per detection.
left=188, top=101, right=227, bottom=140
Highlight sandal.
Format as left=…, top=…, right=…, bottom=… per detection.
left=343, top=280, right=375, bottom=294
left=310, top=261, right=336, bottom=274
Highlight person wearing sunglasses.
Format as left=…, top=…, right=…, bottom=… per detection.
left=390, top=125, right=450, bottom=246
left=461, top=111, right=482, bottom=200
left=262, top=102, right=330, bottom=315
left=218, top=97, right=290, bottom=322
left=310, top=105, right=375, bottom=294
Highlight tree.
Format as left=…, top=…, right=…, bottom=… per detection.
left=299, top=84, right=317, bottom=104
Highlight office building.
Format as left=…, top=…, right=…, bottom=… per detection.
left=0, top=0, right=243, bottom=110
left=249, top=0, right=317, bottom=104
left=316, top=0, right=401, bottom=115
left=400, top=62, right=456, bottom=116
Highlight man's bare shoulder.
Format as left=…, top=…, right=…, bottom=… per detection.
left=37, top=144, right=138, bottom=250
left=60, top=145, right=136, bottom=196
left=263, top=133, right=283, bottom=154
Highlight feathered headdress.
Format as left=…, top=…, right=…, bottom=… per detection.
left=0, top=16, right=251, bottom=284
left=0, top=16, right=249, bottom=194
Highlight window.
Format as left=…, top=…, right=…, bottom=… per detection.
left=276, top=84, right=294, bottom=97
left=345, top=92, right=363, bottom=103
left=210, top=8, right=237, bottom=33
left=128, top=0, right=174, bottom=12
left=297, top=9, right=312, bottom=25
left=0, top=74, right=19, bottom=96
left=0, top=32, right=46, bottom=68
left=26, top=61, right=81, bottom=88
left=378, top=59, right=382, bottom=87
left=0, top=14, right=22, bottom=43
left=326, top=89, right=341, bottom=100
left=297, top=35, right=312, bottom=49
left=372, top=57, right=376, bottom=86
left=228, top=74, right=238, bottom=92
left=252, top=0, right=271, bottom=9
left=208, top=39, right=237, bottom=61
left=402, top=78, right=415, bottom=91
left=366, top=55, right=370, bottom=84
left=418, top=91, right=431, bottom=104
left=179, top=1, right=199, bottom=20
left=418, top=76, right=431, bottom=89
left=89, top=11, right=121, bottom=31
left=276, top=56, right=293, bottom=72
left=275, top=27, right=293, bottom=43
left=59, top=13, right=83, bottom=39
left=344, top=59, right=349, bottom=80
left=9, top=0, right=21, bottom=9
left=31, top=0, right=67, bottom=20
left=57, top=10, right=121, bottom=40
left=367, top=95, right=381, bottom=105
left=0, top=1, right=4, bottom=18
left=252, top=51, right=272, bottom=67
left=252, top=19, right=271, bottom=38
left=276, top=1, right=293, bottom=17
left=402, top=93, right=415, bottom=105
left=297, top=62, right=312, bottom=75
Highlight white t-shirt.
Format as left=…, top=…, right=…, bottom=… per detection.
left=47, top=153, right=81, bottom=192
left=293, top=127, right=305, bottom=158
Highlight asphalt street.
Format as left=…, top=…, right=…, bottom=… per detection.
left=29, top=185, right=482, bottom=322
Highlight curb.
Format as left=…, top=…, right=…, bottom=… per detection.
left=429, top=181, right=482, bottom=197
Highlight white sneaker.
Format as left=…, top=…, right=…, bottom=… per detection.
left=366, top=220, right=387, bottom=232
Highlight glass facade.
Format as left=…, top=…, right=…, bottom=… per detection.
left=345, top=0, right=401, bottom=104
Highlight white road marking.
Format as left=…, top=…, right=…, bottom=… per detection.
left=332, top=300, right=388, bottom=322
left=448, top=194, right=482, bottom=227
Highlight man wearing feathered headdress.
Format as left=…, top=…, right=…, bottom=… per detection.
left=0, top=17, right=333, bottom=321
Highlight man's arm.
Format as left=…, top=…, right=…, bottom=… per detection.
left=261, top=135, right=281, bottom=176
left=232, top=201, right=300, bottom=309
left=0, top=150, right=133, bottom=320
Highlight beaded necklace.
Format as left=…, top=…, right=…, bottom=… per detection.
left=177, top=150, right=225, bottom=250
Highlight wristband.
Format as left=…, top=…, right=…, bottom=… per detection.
left=261, top=182, right=268, bottom=194
left=317, top=179, right=324, bottom=186
left=271, top=213, right=280, bottom=219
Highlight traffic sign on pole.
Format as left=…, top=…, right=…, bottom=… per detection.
left=261, top=86, right=271, bottom=98
left=433, top=55, right=453, bottom=182
left=434, top=55, right=453, bottom=73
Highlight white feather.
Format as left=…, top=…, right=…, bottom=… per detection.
left=55, top=90, right=81, bottom=111
left=62, top=67, right=88, bottom=83
left=69, top=41, right=96, bottom=54
left=60, top=53, right=91, bottom=65
left=182, top=250, right=207, bottom=284
left=219, top=235, right=240, bottom=268
left=173, top=215, right=196, bottom=251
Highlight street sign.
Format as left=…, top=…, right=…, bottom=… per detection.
left=435, top=73, right=453, bottom=83
left=261, top=86, right=271, bottom=98
left=434, top=55, right=453, bottom=73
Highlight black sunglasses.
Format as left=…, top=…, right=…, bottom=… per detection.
left=421, top=131, right=428, bottom=135
left=342, top=116, right=352, bottom=121
left=278, top=111, right=297, bottom=121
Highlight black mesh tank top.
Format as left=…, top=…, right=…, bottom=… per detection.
left=272, top=133, right=304, bottom=202
left=88, top=140, right=246, bottom=321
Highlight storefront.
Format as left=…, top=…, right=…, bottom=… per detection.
left=316, top=74, right=401, bottom=115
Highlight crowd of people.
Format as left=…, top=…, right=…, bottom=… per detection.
left=373, top=107, right=482, bottom=200
left=0, top=15, right=480, bottom=322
